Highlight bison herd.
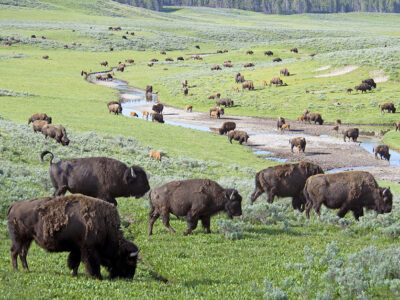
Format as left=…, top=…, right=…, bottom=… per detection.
left=29, top=113, right=69, bottom=146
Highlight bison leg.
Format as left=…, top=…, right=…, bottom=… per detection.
left=337, top=204, right=350, bottom=218
left=200, top=216, right=211, bottom=233
left=352, top=208, right=364, bottom=220
left=250, top=186, right=264, bottom=205
left=148, top=207, right=160, bottom=236
left=161, top=211, right=175, bottom=234
left=305, top=201, right=312, bottom=219
left=292, top=196, right=305, bottom=212
left=68, top=250, right=81, bottom=276
left=12, top=239, right=32, bottom=270
left=82, top=249, right=102, bottom=280
left=266, top=190, right=275, bottom=204
left=183, top=214, right=199, bottom=236
left=54, top=185, right=68, bottom=197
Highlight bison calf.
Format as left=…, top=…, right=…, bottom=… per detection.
left=148, top=179, right=242, bottom=235
left=290, top=137, right=306, bottom=152
left=149, top=150, right=162, bottom=162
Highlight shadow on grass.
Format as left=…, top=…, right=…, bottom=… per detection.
left=160, top=7, right=183, bottom=13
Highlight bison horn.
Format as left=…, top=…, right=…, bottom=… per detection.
left=229, top=190, right=236, bottom=200
left=130, top=249, right=140, bottom=257
left=130, top=167, right=136, bottom=178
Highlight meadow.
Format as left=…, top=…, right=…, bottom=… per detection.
left=1, top=0, right=400, bottom=298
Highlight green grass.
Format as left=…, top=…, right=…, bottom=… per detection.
left=1, top=0, right=400, bottom=298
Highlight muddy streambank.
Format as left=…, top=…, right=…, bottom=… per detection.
left=87, top=73, right=400, bottom=183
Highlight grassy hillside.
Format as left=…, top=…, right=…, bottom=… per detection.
left=1, top=1, right=400, bottom=298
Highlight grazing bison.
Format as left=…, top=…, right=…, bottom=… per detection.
left=146, top=85, right=153, bottom=94
left=233, top=86, right=239, bottom=92
left=165, top=57, right=174, bottom=62
left=304, top=171, right=392, bottom=220
left=346, top=88, right=353, bottom=94
left=297, top=115, right=310, bottom=123
left=280, top=68, right=290, bottom=76
left=309, top=113, right=324, bottom=125
left=160, top=51, right=166, bottom=55
left=125, top=59, right=134, bottom=63
left=264, top=51, right=273, bottom=56
left=122, top=36, right=127, bottom=40
left=290, top=48, right=298, bottom=53
left=152, top=113, right=164, bottom=123
left=152, top=103, right=164, bottom=114
left=130, top=32, right=135, bottom=36
left=374, top=145, right=390, bottom=161
left=277, top=117, right=285, bottom=129
left=261, top=80, right=267, bottom=87
left=149, top=150, right=161, bottom=162
left=343, top=128, right=359, bottom=142
left=210, top=110, right=220, bottom=118
left=148, top=179, right=242, bottom=235
left=396, top=122, right=400, bottom=131
left=272, top=57, right=282, bottom=62
left=150, top=58, right=158, bottom=62
left=216, top=98, right=234, bottom=107
left=41, top=151, right=150, bottom=205
left=380, top=102, right=396, bottom=114
left=185, top=105, right=192, bottom=112
left=335, top=119, right=342, bottom=125
left=290, top=137, right=306, bottom=152
left=177, top=56, right=184, bottom=61
left=333, top=125, right=339, bottom=132
left=147, top=62, right=153, bottom=67
left=235, top=73, right=245, bottom=83
left=242, top=81, right=254, bottom=91
left=246, top=50, right=254, bottom=55
left=41, top=125, right=70, bottom=146
left=108, top=103, right=122, bottom=115
left=244, top=62, right=254, bottom=68
left=270, top=77, right=283, bottom=86
left=217, top=50, right=223, bottom=54
left=208, top=93, right=221, bottom=99
left=211, top=65, right=221, bottom=71
left=7, top=194, right=140, bottom=279
left=355, top=83, right=371, bottom=93
left=182, top=80, right=188, bottom=88
left=183, top=87, right=188, bottom=96
left=195, top=45, right=200, bottom=49
left=250, top=162, right=324, bottom=211
left=362, top=78, right=376, bottom=88
left=224, top=62, right=233, bottom=67
left=32, top=120, right=50, bottom=133
left=42, top=55, right=49, bottom=59
left=228, top=130, right=249, bottom=145
left=218, top=122, right=236, bottom=135
left=100, top=61, right=108, bottom=67
left=28, top=113, right=52, bottom=125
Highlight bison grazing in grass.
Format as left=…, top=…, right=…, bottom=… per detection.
left=208, top=93, right=221, bottom=99
left=346, top=88, right=353, bottom=94
left=211, top=65, right=221, bottom=71
left=41, top=125, right=70, bottom=146
left=251, top=161, right=324, bottom=211
left=195, top=45, right=200, bottom=49
left=152, top=103, right=164, bottom=114
left=210, top=107, right=224, bottom=118
left=147, top=62, right=153, bottom=67
left=223, top=62, right=233, bottom=67
left=108, top=103, right=122, bottom=115
left=374, top=145, right=390, bottom=161
left=270, top=77, right=283, bottom=86
left=165, top=57, right=174, bottom=62
left=216, top=98, right=234, bottom=107
left=42, top=55, right=49, bottom=59
left=41, top=151, right=150, bottom=206
left=28, top=113, right=52, bottom=125
left=380, top=102, right=396, bottom=114
left=152, top=113, right=164, bottom=123
left=8, top=194, right=140, bottom=280
left=290, top=48, right=298, bottom=53
left=148, top=179, right=242, bottom=235
left=125, top=59, right=134, bottom=63
left=219, top=121, right=236, bottom=135
left=362, top=78, right=376, bottom=88
left=309, top=113, right=324, bottom=125
left=210, top=110, right=220, bottom=118
left=100, top=61, right=108, bottom=67
left=343, top=128, right=359, bottom=142
left=264, top=51, right=273, bottom=56
left=280, top=68, right=290, bottom=76
left=32, top=120, right=50, bottom=133
left=177, top=56, right=184, bottom=61
left=355, top=83, right=371, bottom=93
left=182, top=80, right=188, bottom=88
left=290, top=137, right=306, bottom=152
left=304, top=171, right=392, bottom=220
left=228, top=130, right=249, bottom=145
left=246, top=50, right=254, bottom=55
left=242, top=81, right=254, bottom=91
left=272, top=57, right=282, bottom=62
left=235, top=73, right=245, bottom=83
left=244, top=62, right=254, bottom=68
left=183, top=87, right=188, bottom=96
left=149, top=150, right=162, bottom=162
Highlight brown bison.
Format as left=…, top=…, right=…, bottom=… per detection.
left=150, top=58, right=158, bottom=62
left=41, top=125, right=70, bottom=146
left=152, top=103, right=164, bottom=114
left=152, top=113, right=164, bottom=123
left=149, top=150, right=162, bottom=162
left=185, top=105, right=192, bottom=112
left=42, top=55, right=49, bottom=59
left=223, top=62, right=233, bottom=67
left=280, top=124, right=290, bottom=132
left=100, top=61, right=108, bottom=67
left=250, top=162, right=324, bottom=211
left=235, top=73, right=245, bottom=83
left=182, top=80, right=188, bottom=88
left=160, top=51, right=166, bottom=55
left=346, top=88, right=353, bottom=94
left=374, top=145, right=390, bottom=161
left=148, top=179, right=242, bottom=235
left=130, top=112, right=138, bottom=117
left=309, top=113, right=324, bottom=125
left=362, top=78, right=376, bottom=88
left=147, top=62, right=153, bottom=67
left=380, top=102, right=396, bottom=114
left=210, top=107, right=224, bottom=118
left=277, top=117, right=285, bottom=129
left=8, top=194, right=140, bottom=279
left=41, top=151, right=150, bottom=205
left=244, top=62, right=254, bottom=68
left=261, top=80, right=267, bottom=87
left=142, top=111, right=150, bottom=120
left=210, top=111, right=220, bottom=118
left=396, top=122, right=400, bottom=131
left=304, top=171, right=392, bottom=220
left=216, top=98, right=234, bottom=107
left=290, top=137, right=306, bottom=152
left=355, top=83, right=371, bottom=93
left=270, top=77, right=283, bottom=86
left=242, top=81, right=254, bottom=90
left=335, top=119, right=342, bottom=125
left=290, top=48, right=298, bottom=53
left=264, top=51, right=273, bottom=56
left=165, top=57, right=174, bottom=62
left=28, top=113, right=52, bottom=125
left=125, top=59, right=134, bottom=63
left=177, top=56, right=184, bottom=61
left=183, top=87, right=188, bottom=96
left=32, top=120, right=50, bottom=133
left=272, top=57, right=282, bottom=62
left=280, top=68, right=290, bottom=76
left=208, top=93, right=221, bottom=99
left=343, top=128, right=359, bottom=142
left=195, top=45, right=200, bottom=49
left=217, top=50, right=223, bottom=54
left=211, top=65, right=221, bottom=71
left=228, top=130, right=249, bottom=145
left=218, top=122, right=236, bottom=135
left=246, top=50, right=254, bottom=55
left=108, top=103, right=122, bottom=115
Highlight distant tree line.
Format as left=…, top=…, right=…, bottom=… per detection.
left=114, top=0, right=400, bottom=12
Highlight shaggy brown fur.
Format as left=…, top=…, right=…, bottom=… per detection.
left=290, top=137, right=306, bottom=152
left=218, top=122, right=236, bottom=135
left=130, top=112, right=138, bottom=117
left=216, top=98, right=234, bottom=107
left=280, top=68, right=290, bottom=76
left=223, top=62, right=233, bottom=67
left=183, top=87, right=188, bottom=96
left=309, top=113, right=324, bottom=125
left=242, top=81, right=254, bottom=90
left=182, top=80, right=188, bottom=88
left=396, top=122, right=400, bottom=131
left=277, top=117, right=285, bottom=129
left=42, top=55, right=49, bottom=59
left=28, top=113, right=52, bottom=125
left=228, top=130, right=249, bottom=145
left=211, top=65, right=221, bottom=70
left=142, top=111, right=149, bottom=120
left=244, top=62, right=254, bottom=68
left=355, top=83, right=371, bottom=93
left=373, top=145, right=390, bottom=161
left=125, top=59, right=134, bottom=63
left=147, top=62, right=153, bottom=67
left=280, top=124, right=290, bottom=132
left=41, top=124, right=70, bottom=146
left=272, top=57, right=282, bottom=62
left=270, top=77, right=283, bottom=86
left=32, top=120, right=50, bottom=133
left=152, top=113, right=164, bottom=123
left=264, top=51, right=273, bottom=56
left=108, top=103, right=122, bottom=115
left=246, top=50, right=254, bottom=55
left=380, top=102, right=396, bottom=114
left=346, top=88, right=353, bottom=94
left=290, top=48, right=298, bottom=53
left=343, top=128, right=359, bottom=142
left=208, top=93, right=221, bottom=99
left=100, top=61, right=108, bottom=67
left=152, top=103, right=164, bottom=114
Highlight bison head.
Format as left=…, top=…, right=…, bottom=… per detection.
left=108, top=238, right=140, bottom=279
left=61, top=136, right=70, bottom=146
left=123, top=166, right=150, bottom=198
left=224, top=189, right=242, bottom=219
left=379, top=187, right=393, bottom=213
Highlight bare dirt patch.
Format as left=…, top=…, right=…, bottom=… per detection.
left=314, top=65, right=331, bottom=72
left=315, top=65, right=358, bottom=78
left=370, top=70, right=389, bottom=83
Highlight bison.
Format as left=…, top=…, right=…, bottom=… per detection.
left=270, top=77, right=283, bottom=86
left=148, top=179, right=242, bottom=235
left=149, top=150, right=162, bottom=162
left=216, top=98, right=234, bottom=107
left=380, top=102, right=396, bottom=114
left=246, top=50, right=254, bottom=55
left=290, top=48, right=298, bottom=53
left=41, top=125, right=70, bottom=146
left=32, top=120, right=50, bottom=133
left=280, top=68, right=290, bottom=76
left=343, top=128, right=359, bottom=142
left=280, top=124, right=290, bottom=132
left=152, top=113, right=164, bottom=123
left=362, top=78, right=376, bottom=88
left=396, top=122, right=400, bottom=131
left=309, top=113, right=323, bottom=125
left=185, top=105, right=192, bottom=112
left=28, top=113, right=52, bottom=125
left=244, top=62, right=254, bottom=68
left=42, top=55, right=49, bottom=59
left=264, top=51, right=273, bottom=56
left=8, top=194, right=140, bottom=280
left=374, top=145, right=390, bottom=161
left=177, top=56, right=184, bottom=61
left=208, top=93, right=221, bottom=99
left=251, top=161, right=324, bottom=211
left=355, top=83, right=371, bottom=93
left=218, top=122, right=236, bottom=135
left=40, top=151, right=150, bottom=205
left=272, top=57, right=282, bottom=62
left=130, top=112, right=138, bottom=117
left=242, top=81, right=254, bottom=91
left=228, top=130, right=249, bottom=145
left=108, top=103, right=122, bottom=115
left=125, top=59, right=134, bottom=63
left=182, top=80, right=188, bottom=88
left=160, top=51, right=166, bottom=55
left=211, top=65, right=221, bottom=71
left=346, top=88, right=353, bottom=94
left=223, top=62, right=233, bottom=67
left=147, top=62, right=153, bottom=67
left=100, top=61, right=108, bottom=67
left=142, top=111, right=150, bottom=120
left=290, top=137, right=306, bottom=152
left=165, top=57, right=174, bottom=62
left=277, top=117, right=285, bottom=129
left=152, top=103, right=164, bottom=114
left=235, top=73, right=245, bottom=83
left=304, top=171, right=392, bottom=220
left=183, top=87, right=188, bottom=96
left=210, top=107, right=224, bottom=117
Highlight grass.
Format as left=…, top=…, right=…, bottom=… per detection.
left=1, top=0, right=400, bottom=298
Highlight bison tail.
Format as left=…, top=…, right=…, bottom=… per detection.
left=40, top=150, right=54, bottom=164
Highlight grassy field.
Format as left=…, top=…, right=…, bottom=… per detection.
left=1, top=0, right=400, bottom=298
